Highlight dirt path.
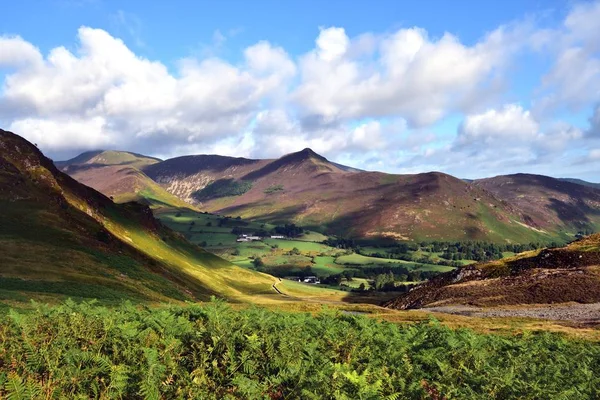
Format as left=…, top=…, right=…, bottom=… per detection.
left=272, top=278, right=288, bottom=297
left=422, top=303, right=600, bottom=324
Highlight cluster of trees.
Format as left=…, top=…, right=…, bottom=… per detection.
left=437, top=241, right=552, bottom=262
left=358, top=240, right=553, bottom=263
left=2, top=301, right=597, bottom=399
left=273, top=223, right=304, bottom=238
left=321, top=266, right=441, bottom=291
left=263, top=184, right=284, bottom=194
left=192, top=179, right=253, bottom=201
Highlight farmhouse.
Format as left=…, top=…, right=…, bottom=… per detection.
left=237, top=235, right=262, bottom=242
left=303, top=276, right=320, bottom=284
left=270, top=235, right=285, bottom=239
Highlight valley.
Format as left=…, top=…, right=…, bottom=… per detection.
left=2, top=128, right=600, bottom=399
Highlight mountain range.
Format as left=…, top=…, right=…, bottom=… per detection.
left=58, top=147, right=600, bottom=244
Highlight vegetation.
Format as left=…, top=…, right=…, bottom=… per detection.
left=264, top=184, right=284, bottom=194
left=193, top=179, right=253, bottom=201
left=1, top=300, right=599, bottom=399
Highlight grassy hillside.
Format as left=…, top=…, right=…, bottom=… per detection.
left=0, top=129, right=280, bottom=305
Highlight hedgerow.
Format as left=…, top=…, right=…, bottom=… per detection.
left=0, top=299, right=598, bottom=399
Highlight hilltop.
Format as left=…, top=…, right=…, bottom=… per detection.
left=0, top=129, right=281, bottom=304
left=57, top=150, right=190, bottom=208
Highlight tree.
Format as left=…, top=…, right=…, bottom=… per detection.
left=358, top=283, right=366, bottom=291
left=290, top=247, right=301, bottom=255
left=252, top=258, right=265, bottom=268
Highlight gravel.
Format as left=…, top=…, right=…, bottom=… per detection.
left=421, top=303, right=600, bottom=324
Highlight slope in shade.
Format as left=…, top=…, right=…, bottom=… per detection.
left=0, top=129, right=277, bottom=304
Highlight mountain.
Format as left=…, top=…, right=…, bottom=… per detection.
left=473, top=174, right=600, bottom=239
left=559, top=178, right=600, bottom=190
left=56, top=149, right=161, bottom=169
left=57, top=150, right=190, bottom=208
left=142, top=149, right=562, bottom=243
left=0, top=129, right=277, bottom=304
left=60, top=147, right=600, bottom=243
left=384, top=233, right=600, bottom=309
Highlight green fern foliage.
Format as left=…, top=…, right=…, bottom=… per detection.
left=0, top=300, right=599, bottom=399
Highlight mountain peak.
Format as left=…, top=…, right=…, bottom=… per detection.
left=283, top=148, right=328, bottom=163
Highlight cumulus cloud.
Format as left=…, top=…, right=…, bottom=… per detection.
left=0, top=35, right=43, bottom=68
left=455, top=104, right=539, bottom=148
left=0, top=27, right=295, bottom=156
left=535, top=1, right=600, bottom=115
left=293, top=23, right=528, bottom=129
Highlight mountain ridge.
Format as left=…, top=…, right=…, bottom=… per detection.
left=58, top=147, right=600, bottom=243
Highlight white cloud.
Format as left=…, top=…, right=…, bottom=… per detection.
left=0, top=27, right=294, bottom=155
left=293, top=23, right=527, bottom=129
left=316, top=27, right=350, bottom=62
left=9, top=116, right=113, bottom=150
left=535, top=1, right=600, bottom=114
left=0, top=35, right=43, bottom=68
left=456, top=104, right=539, bottom=147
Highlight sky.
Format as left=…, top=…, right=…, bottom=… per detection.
left=1, top=0, right=599, bottom=180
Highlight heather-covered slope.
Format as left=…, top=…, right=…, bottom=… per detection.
left=0, top=129, right=278, bottom=304
left=143, top=149, right=559, bottom=242
left=473, top=174, right=600, bottom=238
left=58, top=150, right=190, bottom=208
left=384, top=234, right=600, bottom=310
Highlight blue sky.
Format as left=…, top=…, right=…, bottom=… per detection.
left=1, top=0, right=599, bottom=179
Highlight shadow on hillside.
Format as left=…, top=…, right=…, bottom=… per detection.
left=547, top=197, right=600, bottom=229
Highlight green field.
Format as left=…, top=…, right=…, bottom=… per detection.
left=154, top=209, right=457, bottom=289
left=335, top=253, right=451, bottom=271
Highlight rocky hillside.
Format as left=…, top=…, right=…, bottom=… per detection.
left=384, top=234, right=600, bottom=309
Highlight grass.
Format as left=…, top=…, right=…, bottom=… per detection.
left=312, top=256, right=346, bottom=275
left=263, top=238, right=331, bottom=252
left=335, top=253, right=449, bottom=270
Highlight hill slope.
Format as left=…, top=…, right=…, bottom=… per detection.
left=0, top=129, right=278, bottom=304
left=384, top=234, right=600, bottom=309
left=473, top=174, right=600, bottom=238
left=143, top=149, right=563, bottom=242
left=58, top=150, right=190, bottom=208
left=559, top=178, right=600, bottom=190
